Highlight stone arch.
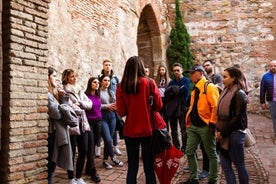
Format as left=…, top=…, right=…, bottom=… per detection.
left=137, top=4, right=163, bottom=78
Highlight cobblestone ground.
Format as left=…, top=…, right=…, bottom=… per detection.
left=53, top=113, right=274, bottom=184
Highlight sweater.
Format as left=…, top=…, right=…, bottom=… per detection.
left=86, top=94, right=102, bottom=120
left=116, top=77, right=163, bottom=138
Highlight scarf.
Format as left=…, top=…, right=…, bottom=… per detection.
left=217, top=84, right=239, bottom=131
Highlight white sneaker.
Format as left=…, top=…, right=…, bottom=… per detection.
left=95, top=146, right=101, bottom=158
left=103, top=160, right=113, bottom=169
left=114, top=146, right=122, bottom=155
left=75, top=178, right=86, bottom=184
left=112, top=156, right=123, bottom=167
left=68, top=179, right=77, bottom=184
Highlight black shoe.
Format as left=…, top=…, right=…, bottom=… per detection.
left=179, top=179, right=199, bottom=184
left=91, top=169, right=101, bottom=183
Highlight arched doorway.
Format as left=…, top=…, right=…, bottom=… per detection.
left=137, top=4, right=163, bottom=78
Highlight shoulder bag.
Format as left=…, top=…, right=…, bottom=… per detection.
left=148, top=78, right=171, bottom=154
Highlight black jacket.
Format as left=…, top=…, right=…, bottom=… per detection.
left=220, top=89, right=248, bottom=138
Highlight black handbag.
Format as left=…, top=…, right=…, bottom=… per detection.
left=148, top=78, right=171, bottom=154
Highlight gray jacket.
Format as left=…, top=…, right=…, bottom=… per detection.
left=48, top=93, right=74, bottom=171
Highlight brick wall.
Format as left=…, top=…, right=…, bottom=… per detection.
left=167, top=0, right=276, bottom=112
left=0, top=0, right=49, bottom=183
left=1, top=0, right=276, bottom=183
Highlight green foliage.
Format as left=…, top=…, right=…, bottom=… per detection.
left=166, top=0, right=194, bottom=76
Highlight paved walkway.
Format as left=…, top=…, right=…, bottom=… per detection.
left=53, top=113, right=275, bottom=184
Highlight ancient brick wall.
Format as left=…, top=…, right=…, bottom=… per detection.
left=47, top=0, right=169, bottom=85
left=1, top=0, right=276, bottom=183
left=167, top=0, right=276, bottom=111
left=0, top=0, right=49, bottom=183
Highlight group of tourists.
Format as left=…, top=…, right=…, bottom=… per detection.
left=47, top=54, right=276, bottom=184
left=47, top=60, right=123, bottom=184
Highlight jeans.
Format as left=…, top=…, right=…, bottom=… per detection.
left=125, top=136, right=156, bottom=184
left=67, top=132, right=90, bottom=179
left=219, top=130, right=248, bottom=184
left=47, top=132, right=56, bottom=184
left=169, top=111, right=187, bottom=150
left=269, top=101, right=276, bottom=135
left=186, top=125, right=218, bottom=182
left=101, top=111, right=116, bottom=160
left=75, top=131, right=89, bottom=178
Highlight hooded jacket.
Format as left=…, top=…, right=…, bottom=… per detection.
left=186, top=77, right=219, bottom=127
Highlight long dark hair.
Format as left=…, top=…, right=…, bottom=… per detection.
left=155, top=63, right=170, bottom=86
left=85, top=77, right=100, bottom=96
left=99, top=74, right=115, bottom=102
left=224, top=67, right=245, bottom=90
left=120, top=56, right=146, bottom=94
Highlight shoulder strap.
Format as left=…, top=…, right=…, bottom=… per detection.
left=148, top=78, right=154, bottom=106
left=203, top=81, right=211, bottom=94
left=147, top=78, right=157, bottom=129
left=114, top=76, right=119, bottom=84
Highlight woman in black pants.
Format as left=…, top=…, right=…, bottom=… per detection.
left=62, top=69, right=93, bottom=184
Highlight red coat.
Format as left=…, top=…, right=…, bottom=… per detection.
left=116, top=77, right=164, bottom=138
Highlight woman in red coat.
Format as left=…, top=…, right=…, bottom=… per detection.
left=116, top=56, right=163, bottom=184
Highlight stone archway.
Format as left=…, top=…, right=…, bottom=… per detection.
left=137, top=4, right=163, bottom=78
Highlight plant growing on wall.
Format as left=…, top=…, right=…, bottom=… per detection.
left=166, top=0, right=194, bottom=76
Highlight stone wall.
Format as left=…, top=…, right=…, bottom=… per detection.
left=167, top=0, right=276, bottom=112
left=0, top=0, right=49, bottom=183
left=47, top=0, right=169, bottom=85
left=47, top=0, right=276, bottom=112
left=1, top=0, right=276, bottom=183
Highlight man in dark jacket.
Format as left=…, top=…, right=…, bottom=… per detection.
left=260, top=60, right=276, bottom=137
left=165, top=63, right=190, bottom=152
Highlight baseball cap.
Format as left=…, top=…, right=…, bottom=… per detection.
left=185, top=64, right=205, bottom=73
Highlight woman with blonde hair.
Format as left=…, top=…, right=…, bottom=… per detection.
left=62, top=69, right=92, bottom=184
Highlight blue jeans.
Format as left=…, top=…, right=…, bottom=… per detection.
left=101, top=111, right=116, bottom=160
left=269, top=101, right=276, bottom=135
left=125, top=136, right=156, bottom=184
left=219, top=130, right=248, bottom=184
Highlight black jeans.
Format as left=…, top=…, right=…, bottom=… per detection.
left=67, top=131, right=92, bottom=179
left=125, top=136, right=156, bottom=184
left=169, top=111, right=187, bottom=151
left=86, top=120, right=101, bottom=174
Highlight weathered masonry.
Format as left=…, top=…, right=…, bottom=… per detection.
left=0, top=0, right=276, bottom=183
